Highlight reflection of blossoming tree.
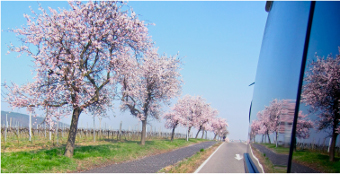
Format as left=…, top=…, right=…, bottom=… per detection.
left=250, top=120, right=261, bottom=143
left=295, top=112, right=314, bottom=139
left=250, top=99, right=313, bottom=146
left=257, top=109, right=272, bottom=144
left=301, top=49, right=340, bottom=161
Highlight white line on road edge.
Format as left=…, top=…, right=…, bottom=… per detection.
left=249, top=145, right=264, bottom=173
left=194, top=142, right=224, bottom=173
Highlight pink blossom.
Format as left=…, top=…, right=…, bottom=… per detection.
left=4, top=1, right=153, bottom=155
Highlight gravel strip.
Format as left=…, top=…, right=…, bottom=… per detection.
left=81, top=141, right=217, bottom=173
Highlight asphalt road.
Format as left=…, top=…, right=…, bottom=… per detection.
left=196, top=142, right=247, bottom=173
left=81, top=141, right=216, bottom=173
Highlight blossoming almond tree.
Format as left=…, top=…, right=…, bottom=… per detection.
left=211, top=117, right=228, bottom=140
left=177, top=95, right=197, bottom=137
left=164, top=111, right=184, bottom=142
left=301, top=49, right=340, bottom=161
left=194, top=103, right=218, bottom=139
left=120, top=49, right=182, bottom=145
left=173, top=95, right=217, bottom=139
left=3, top=1, right=151, bottom=157
left=163, top=95, right=197, bottom=142
left=164, top=95, right=222, bottom=141
left=164, top=95, right=198, bottom=140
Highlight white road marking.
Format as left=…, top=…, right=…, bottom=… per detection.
left=235, top=154, right=243, bottom=160
left=249, top=145, right=264, bottom=173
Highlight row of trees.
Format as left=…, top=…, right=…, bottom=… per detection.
left=164, top=95, right=228, bottom=142
left=3, top=1, right=182, bottom=158
left=250, top=99, right=313, bottom=147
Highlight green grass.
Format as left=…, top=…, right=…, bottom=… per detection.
left=1, top=132, right=115, bottom=151
left=1, top=138, right=208, bottom=173
left=263, top=156, right=287, bottom=173
left=293, top=150, right=340, bottom=173
left=158, top=150, right=201, bottom=173
left=261, top=143, right=290, bottom=154
left=1, top=148, right=75, bottom=173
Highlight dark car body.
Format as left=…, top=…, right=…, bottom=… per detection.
left=245, top=1, right=340, bottom=173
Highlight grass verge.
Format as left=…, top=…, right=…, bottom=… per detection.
left=261, top=143, right=290, bottom=154
left=1, top=138, right=208, bottom=173
left=158, top=141, right=222, bottom=173
left=292, top=150, right=340, bottom=173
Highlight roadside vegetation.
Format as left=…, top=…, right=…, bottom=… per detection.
left=1, top=138, right=208, bottom=173
left=253, top=143, right=340, bottom=172
left=292, top=150, right=340, bottom=172
left=158, top=142, right=222, bottom=173
left=261, top=143, right=290, bottom=154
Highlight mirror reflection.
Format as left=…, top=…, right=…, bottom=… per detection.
left=292, top=2, right=340, bottom=173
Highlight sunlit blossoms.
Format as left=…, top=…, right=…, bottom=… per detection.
left=120, top=48, right=182, bottom=145
left=4, top=1, right=152, bottom=157
left=210, top=117, right=229, bottom=140
left=164, top=110, right=185, bottom=142
left=163, top=95, right=226, bottom=141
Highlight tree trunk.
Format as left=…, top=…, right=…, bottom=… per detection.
left=328, top=100, right=340, bottom=161
left=141, top=119, right=147, bottom=145
left=171, top=126, right=176, bottom=142
left=213, top=133, right=217, bottom=140
left=276, top=132, right=279, bottom=147
left=201, top=129, right=205, bottom=139
left=64, top=107, right=82, bottom=158
left=188, top=126, right=192, bottom=139
left=195, top=127, right=201, bottom=139
left=329, top=119, right=339, bottom=161
left=267, top=131, right=271, bottom=144
left=171, top=122, right=178, bottom=142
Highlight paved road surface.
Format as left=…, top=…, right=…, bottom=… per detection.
left=82, top=141, right=217, bottom=173
left=197, top=142, right=247, bottom=173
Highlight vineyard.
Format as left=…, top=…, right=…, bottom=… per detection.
left=1, top=125, right=187, bottom=151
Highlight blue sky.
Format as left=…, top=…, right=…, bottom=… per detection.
left=1, top=1, right=268, bottom=140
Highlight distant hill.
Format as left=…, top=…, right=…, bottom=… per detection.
left=1, top=111, right=69, bottom=128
